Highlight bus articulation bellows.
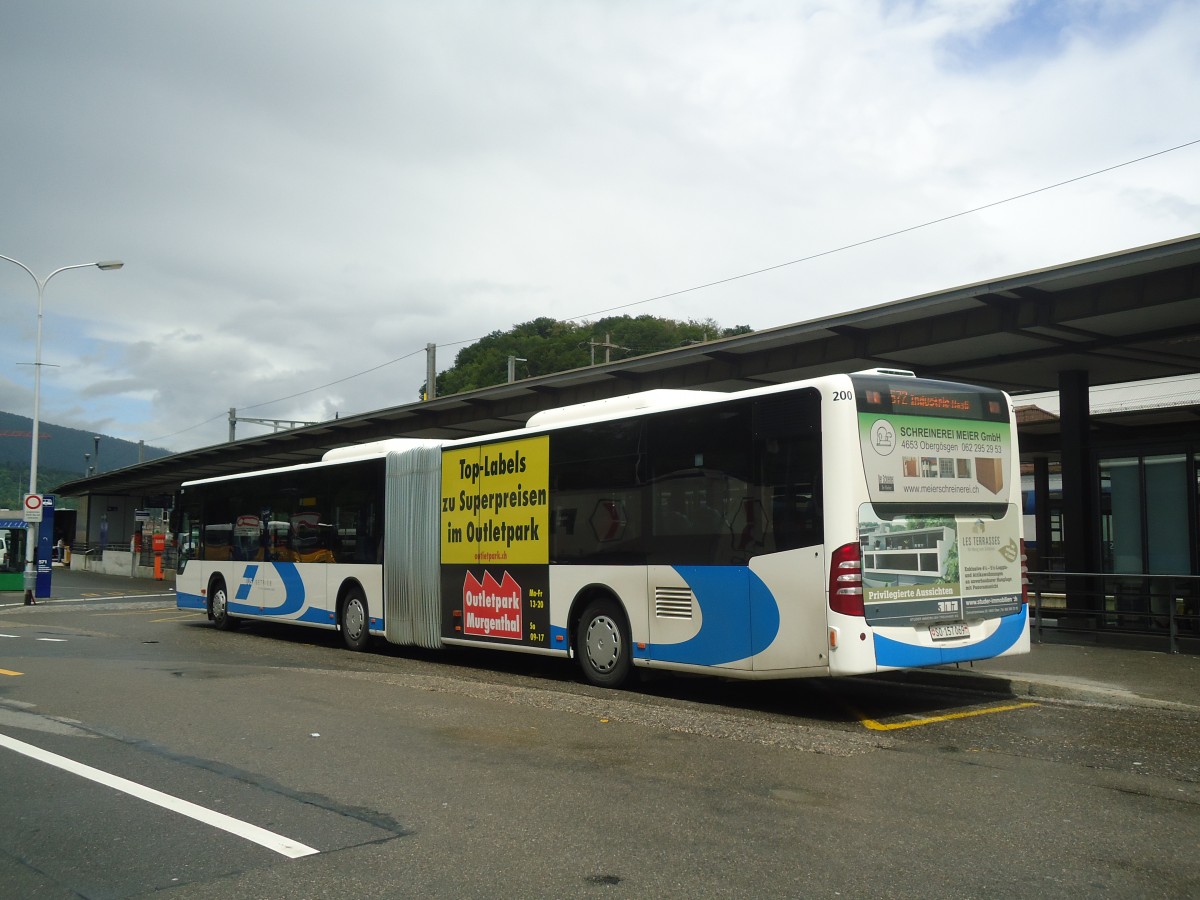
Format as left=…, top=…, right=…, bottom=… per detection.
left=175, top=370, right=1029, bottom=686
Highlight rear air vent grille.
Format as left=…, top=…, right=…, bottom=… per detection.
left=655, top=587, right=694, bottom=619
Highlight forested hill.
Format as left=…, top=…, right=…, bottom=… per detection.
left=430, top=315, right=752, bottom=397
left=0, top=410, right=169, bottom=471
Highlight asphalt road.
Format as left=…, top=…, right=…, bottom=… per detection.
left=1, top=571, right=1198, bottom=898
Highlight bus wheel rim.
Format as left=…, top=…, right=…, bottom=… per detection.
left=585, top=615, right=620, bottom=673
left=345, top=599, right=365, bottom=640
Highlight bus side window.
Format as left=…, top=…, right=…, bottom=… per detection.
left=754, top=389, right=823, bottom=552
left=549, top=420, right=643, bottom=564
left=646, top=405, right=751, bottom=565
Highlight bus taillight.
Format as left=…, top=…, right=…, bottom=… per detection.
left=829, top=543, right=864, bottom=617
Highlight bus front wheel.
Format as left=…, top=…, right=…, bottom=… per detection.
left=575, top=598, right=632, bottom=688
left=210, top=579, right=238, bottom=631
left=340, top=589, right=370, bottom=651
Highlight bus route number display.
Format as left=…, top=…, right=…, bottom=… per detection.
left=440, top=435, right=551, bottom=647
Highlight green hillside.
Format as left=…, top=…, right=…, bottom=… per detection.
left=0, top=412, right=171, bottom=508
left=0, top=463, right=84, bottom=510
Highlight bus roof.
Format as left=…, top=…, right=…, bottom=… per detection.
left=525, top=388, right=726, bottom=429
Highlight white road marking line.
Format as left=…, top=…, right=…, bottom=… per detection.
left=0, top=592, right=176, bottom=609
left=35, top=638, right=68, bottom=642
left=0, top=731, right=319, bottom=858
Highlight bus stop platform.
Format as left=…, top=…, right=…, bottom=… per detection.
left=884, top=635, right=1200, bottom=712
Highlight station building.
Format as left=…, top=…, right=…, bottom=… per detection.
left=53, top=233, right=1200, bottom=648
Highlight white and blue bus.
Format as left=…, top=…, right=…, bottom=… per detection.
left=175, top=370, right=1029, bottom=686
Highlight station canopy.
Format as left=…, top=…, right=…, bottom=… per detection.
left=58, top=232, right=1200, bottom=500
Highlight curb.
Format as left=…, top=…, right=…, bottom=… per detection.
left=869, top=666, right=1200, bottom=713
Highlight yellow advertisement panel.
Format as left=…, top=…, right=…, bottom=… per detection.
left=440, top=435, right=550, bottom=565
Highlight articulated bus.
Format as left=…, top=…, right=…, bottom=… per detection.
left=175, top=370, right=1029, bottom=686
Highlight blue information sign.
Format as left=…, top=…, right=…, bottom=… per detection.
left=35, top=496, right=55, bottom=599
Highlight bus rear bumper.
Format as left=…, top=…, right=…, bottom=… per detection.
left=873, top=607, right=1029, bottom=670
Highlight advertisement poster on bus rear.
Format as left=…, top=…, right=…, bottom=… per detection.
left=858, top=411, right=1012, bottom=506
left=857, top=406, right=1021, bottom=628
left=440, top=436, right=551, bottom=647
left=858, top=507, right=1022, bottom=627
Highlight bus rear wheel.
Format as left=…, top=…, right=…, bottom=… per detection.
left=210, top=578, right=238, bottom=631
left=340, top=589, right=370, bottom=651
left=575, top=598, right=632, bottom=688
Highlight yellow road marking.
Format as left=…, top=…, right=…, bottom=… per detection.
left=0, top=669, right=23, bottom=677
left=854, top=701, right=1038, bottom=731
left=151, top=612, right=203, bottom=623
left=91, top=608, right=176, bottom=617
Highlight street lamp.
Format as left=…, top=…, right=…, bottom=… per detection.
left=0, top=254, right=123, bottom=605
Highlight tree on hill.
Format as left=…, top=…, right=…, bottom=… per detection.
left=0, top=463, right=82, bottom=510
left=426, top=315, right=752, bottom=397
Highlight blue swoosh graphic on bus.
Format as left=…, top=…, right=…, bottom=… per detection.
left=873, top=606, right=1028, bottom=669
left=298, top=606, right=334, bottom=625
left=651, top=566, right=780, bottom=666
left=228, top=562, right=307, bottom=618
left=235, top=565, right=258, bottom=601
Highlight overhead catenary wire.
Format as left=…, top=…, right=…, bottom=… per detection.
left=154, top=137, right=1200, bottom=446
left=145, top=348, right=429, bottom=444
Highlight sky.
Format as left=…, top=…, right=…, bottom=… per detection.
left=1, top=0, right=1197, bottom=455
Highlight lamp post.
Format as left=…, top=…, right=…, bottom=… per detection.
left=0, top=254, right=123, bottom=605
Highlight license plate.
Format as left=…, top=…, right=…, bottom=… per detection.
left=929, top=623, right=969, bottom=641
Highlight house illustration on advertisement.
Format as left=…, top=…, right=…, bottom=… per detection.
left=859, top=522, right=955, bottom=586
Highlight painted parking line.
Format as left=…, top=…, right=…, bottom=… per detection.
left=0, top=669, right=22, bottom=677
left=852, top=700, right=1038, bottom=731
left=1, top=592, right=177, bottom=609
left=151, top=612, right=204, bottom=623
left=86, top=593, right=176, bottom=602
left=92, top=608, right=178, bottom=617
left=0, top=731, right=319, bottom=858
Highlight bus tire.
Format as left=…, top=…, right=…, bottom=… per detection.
left=209, top=578, right=238, bottom=631
left=575, top=597, right=632, bottom=688
left=340, top=588, right=370, bottom=651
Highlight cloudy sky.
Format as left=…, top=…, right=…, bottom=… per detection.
left=1, top=0, right=1197, bottom=454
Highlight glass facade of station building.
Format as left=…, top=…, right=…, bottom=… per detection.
left=1021, top=409, right=1200, bottom=649
left=1098, top=454, right=1193, bottom=577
